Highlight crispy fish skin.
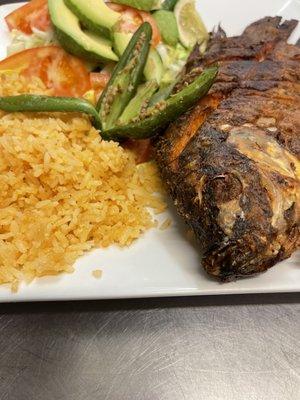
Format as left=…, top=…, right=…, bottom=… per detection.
left=156, top=17, right=300, bottom=280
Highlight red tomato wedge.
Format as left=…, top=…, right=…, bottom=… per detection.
left=0, top=46, right=91, bottom=97
left=5, top=0, right=51, bottom=34
left=90, top=69, right=112, bottom=101
left=138, top=11, right=161, bottom=47
left=107, top=3, right=161, bottom=47
left=90, top=69, right=112, bottom=90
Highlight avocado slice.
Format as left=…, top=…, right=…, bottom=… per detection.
left=113, top=31, right=164, bottom=84
left=113, top=32, right=132, bottom=57
left=143, top=48, right=164, bottom=84
left=49, top=0, right=118, bottom=63
left=64, top=0, right=120, bottom=38
left=153, top=10, right=179, bottom=46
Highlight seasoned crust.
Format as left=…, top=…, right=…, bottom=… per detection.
left=156, top=17, right=300, bottom=280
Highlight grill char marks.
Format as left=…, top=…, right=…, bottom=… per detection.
left=156, top=17, right=300, bottom=281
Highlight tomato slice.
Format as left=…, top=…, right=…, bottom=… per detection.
left=90, top=68, right=112, bottom=101
left=108, top=3, right=143, bottom=34
left=90, top=71, right=111, bottom=89
left=138, top=11, right=161, bottom=48
left=0, top=46, right=91, bottom=97
left=5, top=0, right=51, bottom=34
left=107, top=3, right=161, bottom=47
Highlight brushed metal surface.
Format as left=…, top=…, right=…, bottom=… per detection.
left=0, top=294, right=299, bottom=400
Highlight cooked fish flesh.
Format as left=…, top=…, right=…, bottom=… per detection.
left=156, top=17, right=300, bottom=280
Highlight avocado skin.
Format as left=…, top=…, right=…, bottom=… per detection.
left=64, top=0, right=111, bottom=39
left=54, top=26, right=116, bottom=64
left=110, top=0, right=156, bottom=11
left=162, top=0, right=178, bottom=10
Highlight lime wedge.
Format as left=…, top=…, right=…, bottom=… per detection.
left=174, top=0, right=209, bottom=51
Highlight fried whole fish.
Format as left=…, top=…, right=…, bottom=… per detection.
left=156, top=17, right=300, bottom=280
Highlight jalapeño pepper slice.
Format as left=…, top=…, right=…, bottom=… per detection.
left=101, top=66, right=218, bottom=140
left=97, top=22, right=152, bottom=131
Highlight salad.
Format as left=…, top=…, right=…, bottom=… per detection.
left=0, top=0, right=215, bottom=145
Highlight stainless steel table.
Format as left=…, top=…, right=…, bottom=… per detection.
left=0, top=294, right=299, bottom=400
left=0, top=1, right=299, bottom=398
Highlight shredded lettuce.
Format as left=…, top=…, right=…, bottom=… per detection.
left=7, top=28, right=56, bottom=56
left=156, top=42, right=189, bottom=85
left=6, top=28, right=97, bottom=72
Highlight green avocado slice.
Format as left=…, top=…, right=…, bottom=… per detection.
left=153, top=10, right=179, bottom=46
left=49, top=0, right=118, bottom=63
left=64, top=0, right=120, bottom=38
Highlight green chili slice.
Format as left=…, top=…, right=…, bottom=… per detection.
left=0, top=95, right=102, bottom=130
left=97, top=22, right=152, bottom=131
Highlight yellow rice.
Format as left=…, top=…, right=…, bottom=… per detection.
left=92, top=269, right=103, bottom=279
left=0, top=73, right=165, bottom=290
left=159, top=218, right=172, bottom=231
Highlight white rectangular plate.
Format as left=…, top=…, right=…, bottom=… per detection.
left=0, top=1, right=299, bottom=302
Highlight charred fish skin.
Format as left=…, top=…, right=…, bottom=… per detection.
left=156, top=17, right=300, bottom=281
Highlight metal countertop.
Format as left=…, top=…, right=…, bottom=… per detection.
left=0, top=294, right=299, bottom=400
